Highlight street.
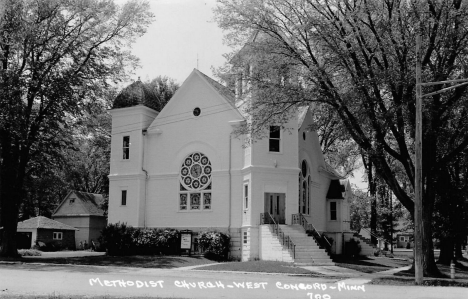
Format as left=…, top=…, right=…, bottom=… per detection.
left=0, top=263, right=467, bottom=299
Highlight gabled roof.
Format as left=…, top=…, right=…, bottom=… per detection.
left=326, top=179, right=346, bottom=199
left=195, top=69, right=241, bottom=114
left=17, top=216, right=78, bottom=231
left=53, top=191, right=105, bottom=217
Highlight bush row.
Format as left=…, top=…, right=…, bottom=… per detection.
left=99, top=223, right=230, bottom=259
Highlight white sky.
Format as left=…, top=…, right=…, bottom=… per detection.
left=123, top=0, right=368, bottom=191
left=125, top=0, right=229, bottom=84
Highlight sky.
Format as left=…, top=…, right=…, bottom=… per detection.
left=123, top=0, right=368, bottom=190
left=124, top=0, right=229, bottom=84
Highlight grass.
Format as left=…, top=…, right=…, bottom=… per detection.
left=195, top=260, right=321, bottom=275
left=333, top=255, right=411, bottom=273
left=394, top=258, right=468, bottom=279
left=1, top=255, right=217, bottom=269
left=370, top=277, right=468, bottom=287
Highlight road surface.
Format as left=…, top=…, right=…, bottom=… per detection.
left=0, top=263, right=466, bottom=299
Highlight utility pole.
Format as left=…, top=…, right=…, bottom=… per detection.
left=415, top=32, right=424, bottom=285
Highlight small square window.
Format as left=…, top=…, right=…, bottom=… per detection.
left=121, top=190, right=127, bottom=206
left=53, top=232, right=63, bottom=240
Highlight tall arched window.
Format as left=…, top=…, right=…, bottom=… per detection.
left=179, top=152, right=212, bottom=211
left=299, top=160, right=310, bottom=215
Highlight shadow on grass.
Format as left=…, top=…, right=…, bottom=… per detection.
left=2, top=254, right=217, bottom=270
left=370, top=277, right=468, bottom=287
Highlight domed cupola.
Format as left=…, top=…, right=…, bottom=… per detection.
left=113, top=79, right=160, bottom=111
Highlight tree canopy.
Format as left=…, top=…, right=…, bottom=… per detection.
left=0, top=0, right=154, bottom=256
left=215, top=0, right=468, bottom=275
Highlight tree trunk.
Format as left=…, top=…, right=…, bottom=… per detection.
left=454, top=238, right=464, bottom=260
left=0, top=187, right=21, bottom=257
left=437, top=237, right=454, bottom=265
left=368, top=161, right=377, bottom=246
left=422, top=198, right=441, bottom=276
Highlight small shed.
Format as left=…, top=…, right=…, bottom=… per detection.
left=17, top=216, right=78, bottom=249
left=52, top=191, right=107, bottom=249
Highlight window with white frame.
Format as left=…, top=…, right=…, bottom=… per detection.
left=244, top=183, right=249, bottom=210
left=121, top=190, right=127, bottom=206
left=330, top=201, right=337, bottom=221
left=53, top=232, right=63, bottom=240
left=179, top=152, right=212, bottom=211
left=123, top=136, right=130, bottom=159
left=269, top=126, right=281, bottom=152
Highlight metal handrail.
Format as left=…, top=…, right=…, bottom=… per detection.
left=359, top=227, right=393, bottom=245
left=260, top=213, right=296, bottom=259
left=292, top=213, right=332, bottom=251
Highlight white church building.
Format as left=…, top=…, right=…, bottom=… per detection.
left=108, top=69, right=353, bottom=263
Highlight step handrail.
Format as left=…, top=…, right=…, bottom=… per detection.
left=260, top=213, right=296, bottom=259
left=292, top=213, right=332, bottom=252
left=359, top=227, right=393, bottom=245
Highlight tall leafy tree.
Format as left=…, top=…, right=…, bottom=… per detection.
left=215, top=0, right=468, bottom=275
left=0, top=0, right=153, bottom=257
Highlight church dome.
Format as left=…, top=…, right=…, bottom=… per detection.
left=113, top=80, right=159, bottom=111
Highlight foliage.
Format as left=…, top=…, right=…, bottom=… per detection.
left=215, top=0, right=468, bottom=274
left=98, top=222, right=135, bottom=256
left=345, top=239, right=361, bottom=258
left=197, top=230, right=231, bottom=260
left=99, top=223, right=180, bottom=256
left=18, top=249, right=41, bottom=256
left=0, top=0, right=154, bottom=257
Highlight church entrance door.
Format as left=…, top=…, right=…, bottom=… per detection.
left=264, top=193, right=285, bottom=224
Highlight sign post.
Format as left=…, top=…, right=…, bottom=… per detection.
left=179, top=230, right=192, bottom=256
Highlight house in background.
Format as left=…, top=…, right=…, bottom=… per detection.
left=16, top=216, right=77, bottom=249
left=107, top=69, right=353, bottom=263
left=52, top=191, right=107, bottom=248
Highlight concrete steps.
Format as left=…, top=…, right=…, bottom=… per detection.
left=353, top=233, right=378, bottom=256
left=259, top=226, right=294, bottom=262
left=260, top=224, right=334, bottom=266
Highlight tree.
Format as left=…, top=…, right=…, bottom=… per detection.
left=0, top=0, right=153, bottom=257
left=215, top=0, right=468, bottom=275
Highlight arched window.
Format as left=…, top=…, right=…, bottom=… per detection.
left=179, top=152, right=212, bottom=211
left=299, top=160, right=310, bottom=215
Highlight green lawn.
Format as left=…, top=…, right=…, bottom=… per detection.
left=333, top=255, right=411, bottom=274
left=370, top=277, right=468, bottom=287
left=195, top=260, right=321, bottom=275
left=3, top=255, right=217, bottom=269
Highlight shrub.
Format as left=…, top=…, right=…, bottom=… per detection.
left=19, top=249, right=42, bottom=256
left=99, top=223, right=180, bottom=256
left=197, top=230, right=230, bottom=261
left=345, top=238, right=361, bottom=257
left=99, top=222, right=135, bottom=256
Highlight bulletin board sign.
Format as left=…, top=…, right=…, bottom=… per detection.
left=179, top=230, right=192, bottom=256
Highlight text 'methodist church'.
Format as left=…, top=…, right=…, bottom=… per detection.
left=108, top=63, right=354, bottom=263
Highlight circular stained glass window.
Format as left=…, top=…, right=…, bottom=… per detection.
left=193, top=107, right=201, bottom=117
left=180, top=152, right=212, bottom=191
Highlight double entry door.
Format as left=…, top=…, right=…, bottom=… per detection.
left=264, top=193, right=285, bottom=224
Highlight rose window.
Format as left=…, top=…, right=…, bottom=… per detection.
left=179, top=152, right=212, bottom=210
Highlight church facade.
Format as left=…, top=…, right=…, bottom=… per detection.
left=108, top=69, right=352, bottom=261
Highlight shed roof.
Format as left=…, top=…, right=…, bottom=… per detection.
left=17, top=216, right=78, bottom=230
